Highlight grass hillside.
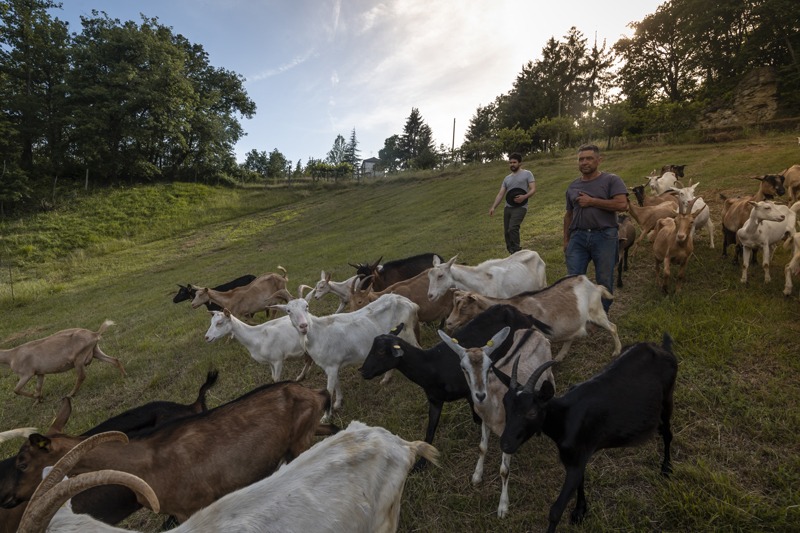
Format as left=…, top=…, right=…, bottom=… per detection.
left=1, top=134, right=799, bottom=532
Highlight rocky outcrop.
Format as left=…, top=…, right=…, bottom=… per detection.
left=700, top=67, right=778, bottom=128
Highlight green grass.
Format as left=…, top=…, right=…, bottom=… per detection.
left=1, top=133, right=800, bottom=532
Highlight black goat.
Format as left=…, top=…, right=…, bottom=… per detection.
left=173, top=274, right=256, bottom=311
left=661, top=164, right=686, bottom=178
left=493, top=334, right=677, bottom=532
left=359, top=304, right=551, bottom=469
left=0, top=371, right=218, bottom=529
left=349, top=252, right=443, bottom=291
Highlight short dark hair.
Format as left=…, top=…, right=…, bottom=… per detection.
left=577, top=144, right=600, bottom=155
left=509, top=152, right=523, bottom=162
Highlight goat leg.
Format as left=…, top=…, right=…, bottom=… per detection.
left=67, top=365, right=87, bottom=398
left=13, top=373, right=38, bottom=400
left=570, top=475, right=588, bottom=525
left=498, top=451, right=512, bottom=518
left=548, top=461, right=586, bottom=532
left=294, top=354, right=314, bottom=381
left=414, top=400, right=444, bottom=471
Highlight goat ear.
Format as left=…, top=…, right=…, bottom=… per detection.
left=437, top=329, right=465, bottom=358
left=484, top=326, right=510, bottom=355
left=538, top=380, right=555, bottom=402
left=432, top=255, right=442, bottom=267
left=223, top=308, right=232, bottom=318
left=491, top=365, right=511, bottom=388
left=391, top=344, right=404, bottom=358
left=29, top=433, right=52, bottom=451
left=49, top=397, right=72, bottom=433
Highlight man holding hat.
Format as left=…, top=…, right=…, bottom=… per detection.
left=489, top=152, right=536, bottom=254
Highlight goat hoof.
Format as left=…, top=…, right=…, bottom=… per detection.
left=570, top=506, right=587, bottom=524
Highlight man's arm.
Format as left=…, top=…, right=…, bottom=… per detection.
left=575, top=192, right=627, bottom=212
left=563, top=210, right=573, bottom=251
left=489, top=185, right=507, bottom=216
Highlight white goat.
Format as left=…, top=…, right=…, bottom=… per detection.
left=783, top=232, right=800, bottom=296
left=0, top=320, right=125, bottom=401
left=444, top=275, right=622, bottom=360
left=18, top=422, right=439, bottom=533
left=272, top=293, right=420, bottom=418
left=438, top=327, right=553, bottom=518
left=646, top=171, right=679, bottom=195
left=670, top=182, right=715, bottom=248
left=426, top=250, right=547, bottom=301
left=309, top=271, right=359, bottom=313
left=736, top=201, right=798, bottom=284
left=204, top=310, right=314, bottom=382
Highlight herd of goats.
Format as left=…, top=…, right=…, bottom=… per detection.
left=0, top=161, right=798, bottom=532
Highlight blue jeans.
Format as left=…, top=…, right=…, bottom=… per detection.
left=565, top=227, right=618, bottom=313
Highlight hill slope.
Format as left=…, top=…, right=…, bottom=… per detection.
left=1, top=135, right=799, bottom=532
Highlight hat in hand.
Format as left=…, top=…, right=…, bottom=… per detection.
left=505, top=188, right=528, bottom=207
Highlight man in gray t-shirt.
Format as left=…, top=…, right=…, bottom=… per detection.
left=563, top=144, right=628, bottom=313
left=489, top=152, right=536, bottom=254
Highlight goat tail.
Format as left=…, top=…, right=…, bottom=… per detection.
left=599, top=286, right=615, bottom=301
left=96, top=319, right=115, bottom=335
left=411, top=441, right=440, bottom=467
left=661, top=332, right=674, bottom=353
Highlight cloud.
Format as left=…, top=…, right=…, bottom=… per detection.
left=250, top=49, right=317, bottom=81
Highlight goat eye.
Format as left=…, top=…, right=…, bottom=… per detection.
left=17, top=462, right=27, bottom=472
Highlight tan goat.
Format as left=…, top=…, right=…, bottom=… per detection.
left=190, top=267, right=288, bottom=321
left=348, top=268, right=454, bottom=325
left=0, top=320, right=125, bottom=402
left=626, top=196, right=678, bottom=253
left=782, top=164, right=800, bottom=203
left=651, top=198, right=705, bottom=293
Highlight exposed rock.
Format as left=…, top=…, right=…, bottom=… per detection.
left=700, top=67, right=778, bottom=128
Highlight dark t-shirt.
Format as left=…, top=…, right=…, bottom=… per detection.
left=565, top=172, right=628, bottom=231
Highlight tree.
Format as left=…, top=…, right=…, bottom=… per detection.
left=266, top=148, right=287, bottom=179
left=0, top=0, right=70, bottom=173
left=344, top=128, right=360, bottom=169
left=378, top=134, right=402, bottom=173
left=326, top=134, right=346, bottom=165
left=461, top=102, right=503, bottom=163
left=400, top=108, right=437, bottom=170
left=242, top=149, right=269, bottom=178
left=614, top=3, right=702, bottom=106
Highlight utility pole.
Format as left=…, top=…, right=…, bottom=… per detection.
left=451, top=118, right=456, bottom=153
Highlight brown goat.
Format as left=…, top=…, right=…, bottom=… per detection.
left=626, top=196, right=678, bottom=253
left=1, top=381, right=335, bottom=523
left=651, top=198, right=705, bottom=293
left=348, top=269, right=454, bottom=325
left=720, top=175, right=786, bottom=259
left=190, top=267, right=289, bottom=321
left=0, top=320, right=125, bottom=402
left=782, top=164, right=800, bottom=203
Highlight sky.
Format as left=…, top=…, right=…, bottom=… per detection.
left=52, top=0, right=665, bottom=166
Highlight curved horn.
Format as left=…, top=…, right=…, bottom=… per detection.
left=18, top=431, right=129, bottom=531
left=269, top=288, right=294, bottom=303
left=18, top=470, right=159, bottom=533
left=276, top=265, right=288, bottom=278
left=0, top=428, right=38, bottom=444
left=29, top=431, right=129, bottom=506
left=523, top=360, right=557, bottom=394
left=509, top=351, right=521, bottom=391
left=298, top=284, right=315, bottom=300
